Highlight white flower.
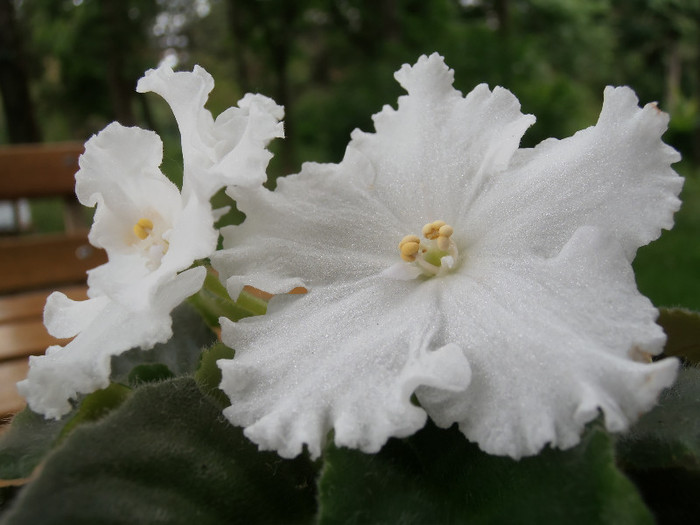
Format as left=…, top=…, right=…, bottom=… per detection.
left=212, top=53, right=683, bottom=459
left=17, top=65, right=283, bottom=418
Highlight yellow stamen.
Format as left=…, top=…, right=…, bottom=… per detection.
left=399, top=234, right=420, bottom=250
left=422, top=220, right=446, bottom=240
left=399, top=235, right=421, bottom=262
left=133, top=217, right=154, bottom=240
left=438, top=224, right=453, bottom=238
left=398, top=220, right=458, bottom=274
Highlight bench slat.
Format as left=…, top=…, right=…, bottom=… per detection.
left=0, top=234, right=106, bottom=294
left=0, top=359, right=29, bottom=418
left=0, top=284, right=88, bottom=323
left=0, top=142, right=84, bottom=199
left=0, top=319, right=72, bottom=361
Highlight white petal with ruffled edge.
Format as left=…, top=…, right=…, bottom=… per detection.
left=136, top=65, right=284, bottom=199
left=417, top=226, right=677, bottom=458
left=219, top=278, right=471, bottom=458
left=76, top=123, right=217, bottom=309
left=18, top=267, right=205, bottom=418
left=214, top=53, right=682, bottom=459
left=468, top=86, right=682, bottom=261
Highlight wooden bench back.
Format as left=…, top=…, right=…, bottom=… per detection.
left=0, top=142, right=106, bottom=294
left=0, top=142, right=107, bottom=420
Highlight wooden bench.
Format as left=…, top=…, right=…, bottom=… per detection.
left=0, top=142, right=106, bottom=421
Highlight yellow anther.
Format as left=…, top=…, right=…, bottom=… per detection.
left=400, top=240, right=420, bottom=262
left=422, top=220, right=446, bottom=240
left=438, top=224, right=453, bottom=238
left=133, top=217, right=154, bottom=240
left=437, top=236, right=451, bottom=251
left=399, top=234, right=420, bottom=250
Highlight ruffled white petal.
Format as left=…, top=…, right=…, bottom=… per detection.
left=136, top=65, right=283, bottom=199
left=218, top=279, right=471, bottom=458
left=76, top=123, right=181, bottom=240
left=347, top=53, right=535, bottom=228
left=76, top=123, right=184, bottom=294
left=469, top=86, right=682, bottom=261
left=43, top=292, right=110, bottom=339
left=212, top=161, right=404, bottom=296
left=17, top=267, right=205, bottom=418
left=418, top=227, right=678, bottom=458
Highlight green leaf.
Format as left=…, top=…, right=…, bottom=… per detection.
left=127, top=363, right=175, bottom=387
left=195, top=343, right=235, bottom=407
left=110, top=302, right=217, bottom=383
left=318, top=422, right=652, bottom=525
left=614, top=367, right=700, bottom=523
left=1, top=303, right=213, bottom=485
left=0, top=378, right=317, bottom=525
left=617, top=367, right=700, bottom=470
left=657, top=308, right=700, bottom=365
left=0, top=407, right=75, bottom=481
left=57, top=382, right=131, bottom=442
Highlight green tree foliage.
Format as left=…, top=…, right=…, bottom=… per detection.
left=7, top=0, right=698, bottom=167
left=14, top=0, right=161, bottom=139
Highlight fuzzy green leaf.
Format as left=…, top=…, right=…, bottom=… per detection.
left=57, top=382, right=132, bottom=442
left=0, top=407, right=75, bottom=481
left=0, top=378, right=317, bottom=525
left=318, top=422, right=652, bottom=525
left=617, top=367, right=700, bottom=470
left=615, top=367, right=700, bottom=523
left=0, top=303, right=212, bottom=484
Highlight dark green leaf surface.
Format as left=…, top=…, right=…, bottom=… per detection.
left=110, top=302, right=216, bottom=383
left=657, top=308, right=700, bottom=365
left=615, top=367, right=700, bottom=523
left=318, top=422, right=652, bottom=525
left=0, top=407, right=75, bottom=481
left=1, top=303, right=212, bottom=484
left=127, top=363, right=175, bottom=386
left=0, top=378, right=317, bottom=525
left=617, top=367, right=700, bottom=471
left=57, top=382, right=131, bottom=442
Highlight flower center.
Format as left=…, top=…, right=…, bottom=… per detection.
left=133, top=217, right=154, bottom=240
left=398, top=220, right=458, bottom=276
left=132, top=216, right=170, bottom=269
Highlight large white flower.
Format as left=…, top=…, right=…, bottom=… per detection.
left=18, top=65, right=283, bottom=418
left=213, top=53, right=683, bottom=459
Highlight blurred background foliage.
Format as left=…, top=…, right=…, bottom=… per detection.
left=1, top=0, right=699, bottom=308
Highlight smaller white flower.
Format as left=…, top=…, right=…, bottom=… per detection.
left=18, top=65, right=284, bottom=418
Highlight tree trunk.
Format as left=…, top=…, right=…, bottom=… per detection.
left=101, top=0, right=136, bottom=126
left=0, top=0, right=42, bottom=143
left=225, top=0, right=252, bottom=94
